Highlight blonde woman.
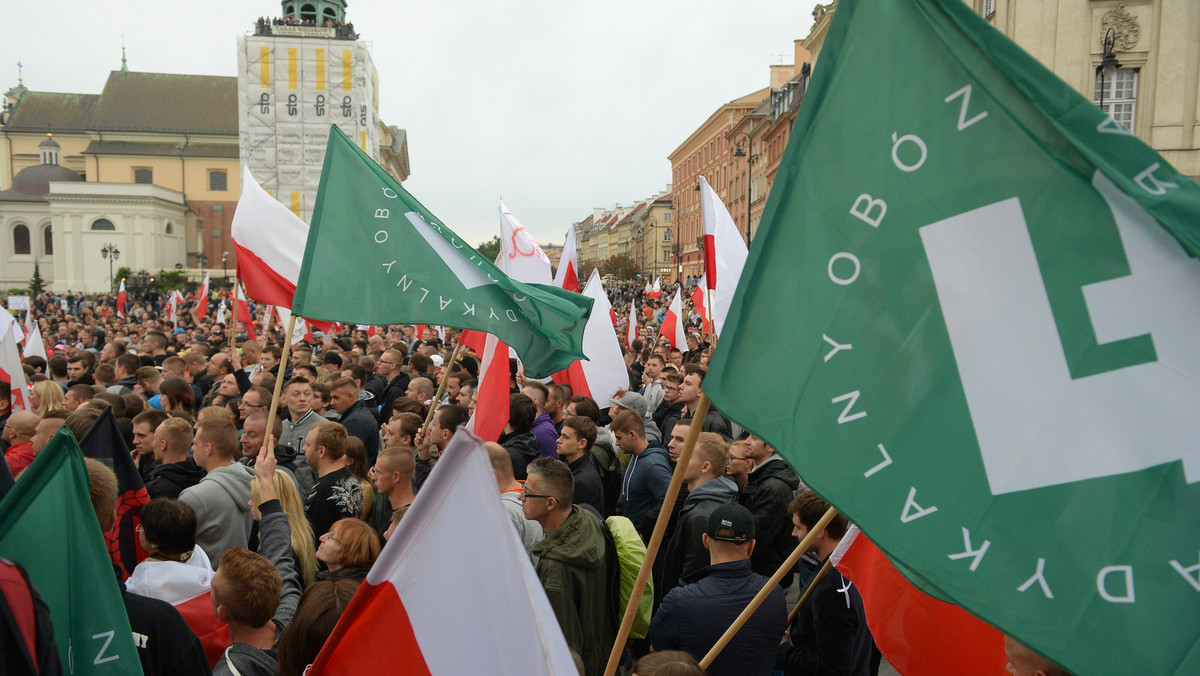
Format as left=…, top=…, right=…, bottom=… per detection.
left=251, top=468, right=318, bottom=586
left=30, top=380, right=64, bottom=417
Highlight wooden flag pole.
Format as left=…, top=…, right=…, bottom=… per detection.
left=603, top=394, right=712, bottom=676
left=261, top=314, right=297, bottom=454
left=227, top=274, right=239, bottom=349
left=705, top=286, right=718, bottom=340
left=787, top=557, right=833, bottom=627
left=420, top=339, right=465, bottom=436
left=698, top=506, right=840, bottom=669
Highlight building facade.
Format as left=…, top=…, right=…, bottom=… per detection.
left=0, top=1, right=410, bottom=294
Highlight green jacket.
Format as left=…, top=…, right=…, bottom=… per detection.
left=531, top=506, right=616, bottom=676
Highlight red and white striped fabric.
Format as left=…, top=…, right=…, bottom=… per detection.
left=262, top=305, right=275, bottom=335
left=552, top=271, right=629, bottom=408
left=830, top=526, right=1007, bottom=676
left=231, top=167, right=308, bottom=309
left=0, top=309, right=30, bottom=410
left=116, top=279, right=127, bottom=318
left=650, top=277, right=662, bottom=298
left=235, top=282, right=256, bottom=341
left=660, top=289, right=685, bottom=350
left=698, top=177, right=748, bottom=336
left=309, top=430, right=576, bottom=675
left=553, top=225, right=580, bottom=293
left=195, top=272, right=210, bottom=319
left=462, top=330, right=510, bottom=443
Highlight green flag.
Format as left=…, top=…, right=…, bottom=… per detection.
left=0, top=429, right=142, bottom=675
left=704, top=0, right=1200, bottom=674
left=292, top=126, right=592, bottom=378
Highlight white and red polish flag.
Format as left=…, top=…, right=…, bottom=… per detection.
left=261, top=305, right=275, bottom=336
left=309, top=429, right=575, bottom=675
left=195, top=272, right=210, bottom=319
left=644, top=280, right=653, bottom=296
left=460, top=330, right=510, bottom=443
left=552, top=225, right=580, bottom=293
left=626, top=302, right=638, bottom=349
left=116, top=279, right=127, bottom=318
left=690, top=285, right=710, bottom=335
left=235, top=282, right=256, bottom=342
left=499, top=201, right=553, bottom=285
left=165, top=290, right=184, bottom=326
left=659, top=289, right=685, bottom=350
left=552, top=271, right=628, bottom=405
left=698, top=176, right=748, bottom=335
left=650, top=277, right=662, bottom=298
left=831, top=526, right=1007, bottom=675
left=0, top=309, right=31, bottom=411
left=231, top=167, right=307, bottom=309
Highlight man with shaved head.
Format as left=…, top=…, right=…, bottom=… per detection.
left=3, top=411, right=42, bottom=477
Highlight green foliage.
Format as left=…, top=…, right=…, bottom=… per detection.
left=114, top=266, right=133, bottom=290
left=476, top=235, right=501, bottom=261
left=156, top=270, right=189, bottom=290
left=28, top=264, right=45, bottom=296
left=597, top=254, right=639, bottom=280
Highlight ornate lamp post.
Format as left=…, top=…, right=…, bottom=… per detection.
left=100, top=242, right=120, bottom=291
left=731, top=131, right=754, bottom=245
left=1097, top=28, right=1122, bottom=110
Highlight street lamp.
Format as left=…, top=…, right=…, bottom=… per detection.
left=100, top=242, right=120, bottom=291
left=222, top=251, right=229, bottom=281
left=196, top=252, right=208, bottom=271
left=1096, top=28, right=1122, bottom=110
left=732, top=131, right=753, bottom=245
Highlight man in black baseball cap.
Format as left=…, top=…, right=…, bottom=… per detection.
left=647, top=503, right=787, bottom=676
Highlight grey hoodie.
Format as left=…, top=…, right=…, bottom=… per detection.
left=179, top=462, right=255, bottom=569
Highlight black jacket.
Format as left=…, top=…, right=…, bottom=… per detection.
left=741, top=456, right=802, bottom=586
left=338, top=400, right=381, bottom=463
left=777, top=562, right=879, bottom=676
left=145, top=460, right=206, bottom=499
left=120, top=568, right=211, bottom=676
left=567, top=454, right=605, bottom=516
left=648, top=559, right=787, bottom=676
left=660, top=476, right=740, bottom=594
left=378, top=373, right=411, bottom=424
left=499, top=431, right=540, bottom=480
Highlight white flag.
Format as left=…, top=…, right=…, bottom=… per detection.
left=498, top=201, right=553, bottom=285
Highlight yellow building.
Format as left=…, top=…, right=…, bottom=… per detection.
left=804, top=0, right=1200, bottom=180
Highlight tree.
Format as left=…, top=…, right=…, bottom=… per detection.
left=476, top=235, right=501, bottom=261
left=114, top=266, right=132, bottom=290
left=597, top=254, right=639, bottom=280
left=29, top=264, right=46, bottom=296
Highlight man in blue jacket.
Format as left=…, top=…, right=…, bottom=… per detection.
left=610, top=410, right=671, bottom=540
left=648, top=503, right=787, bottom=676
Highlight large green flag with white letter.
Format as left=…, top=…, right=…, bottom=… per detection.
left=704, top=0, right=1200, bottom=674
left=0, top=430, right=141, bottom=675
left=293, top=126, right=592, bottom=378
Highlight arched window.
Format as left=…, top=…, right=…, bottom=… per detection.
left=12, top=224, right=30, bottom=254
left=92, top=218, right=116, bottom=231
left=43, top=225, right=53, bottom=255
left=301, top=3, right=316, bottom=21
left=165, top=222, right=173, bottom=235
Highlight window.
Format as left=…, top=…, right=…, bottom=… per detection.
left=43, top=225, right=52, bottom=255
left=165, top=222, right=173, bottom=235
left=91, top=218, right=116, bottom=231
left=664, top=230, right=672, bottom=242
left=12, top=224, right=30, bottom=254
left=1094, top=70, right=1137, bottom=131
left=209, top=170, right=228, bottom=191
left=134, top=168, right=153, bottom=184
left=213, top=229, right=222, bottom=238
left=664, top=213, right=672, bottom=222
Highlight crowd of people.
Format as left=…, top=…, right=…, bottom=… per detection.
left=254, top=15, right=358, bottom=39
left=0, top=283, right=1066, bottom=676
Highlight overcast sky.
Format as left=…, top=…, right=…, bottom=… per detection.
left=3, top=0, right=820, bottom=247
